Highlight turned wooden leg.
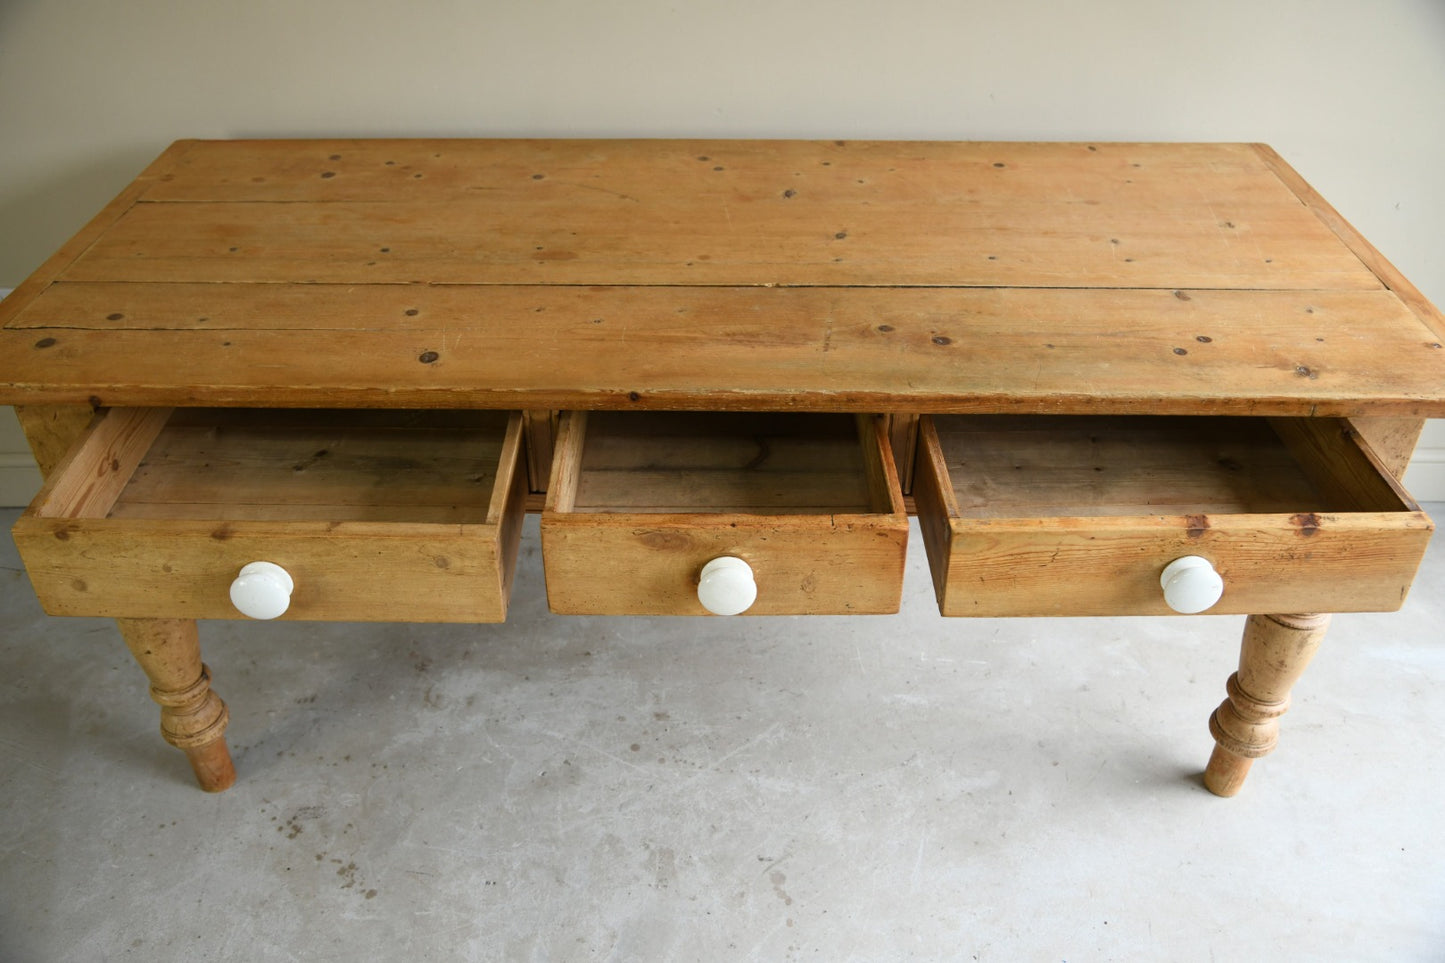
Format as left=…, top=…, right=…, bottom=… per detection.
left=1205, top=613, right=1330, bottom=797
left=118, top=618, right=236, bottom=792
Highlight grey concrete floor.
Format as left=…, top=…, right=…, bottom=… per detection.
left=1, top=507, right=1443, bottom=962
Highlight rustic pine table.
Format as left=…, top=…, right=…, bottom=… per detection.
left=2, top=140, right=1442, bottom=796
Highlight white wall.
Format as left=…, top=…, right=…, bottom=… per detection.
left=2, top=0, right=1443, bottom=503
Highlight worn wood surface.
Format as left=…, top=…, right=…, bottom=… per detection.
left=914, top=416, right=1433, bottom=617
left=14, top=409, right=528, bottom=622
left=1205, top=612, right=1332, bottom=797
left=568, top=411, right=876, bottom=513
left=541, top=410, right=908, bottom=615
left=13, top=404, right=96, bottom=477
left=3, top=140, right=1444, bottom=416
left=1346, top=416, right=1425, bottom=478
left=118, top=617, right=235, bottom=792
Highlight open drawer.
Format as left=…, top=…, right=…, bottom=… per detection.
left=914, top=415, right=1433, bottom=617
left=13, top=407, right=528, bottom=622
left=541, top=411, right=909, bottom=615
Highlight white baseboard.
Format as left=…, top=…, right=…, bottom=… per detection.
left=1403, top=447, right=1445, bottom=503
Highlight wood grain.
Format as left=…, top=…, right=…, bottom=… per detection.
left=109, top=409, right=511, bottom=523
left=568, top=411, right=875, bottom=513
left=28, top=408, right=170, bottom=519
left=914, top=415, right=1433, bottom=617
left=542, top=410, right=907, bottom=615
left=13, top=404, right=97, bottom=477
left=4, top=140, right=1444, bottom=416
left=14, top=408, right=528, bottom=622
left=0, top=140, right=196, bottom=332
left=1206, top=612, right=1331, bottom=797
left=5, top=285, right=1444, bottom=415
left=1252, top=144, right=1445, bottom=340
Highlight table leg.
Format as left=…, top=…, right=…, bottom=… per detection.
left=1204, top=612, right=1330, bottom=797
left=119, top=618, right=236, bottom=792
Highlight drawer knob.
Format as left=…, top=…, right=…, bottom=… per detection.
left=230, top=561, right=295, bottom=620
left=1160, top=556, right=1224, bottom=614
left=697, top=556, right=757, bottom=616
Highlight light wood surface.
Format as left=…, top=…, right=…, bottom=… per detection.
left=14, top=408, right=528, bottom=622
left=118, top=618, right=234, bottom=792
left=542, top=412, right=908, bottom=615
left=4, top=139, right=1441, bottom=795
left=568, top=411, right=877, bottom=513
left=3, top=140, right=1444, bottom=416
left=914, top=415, right=1433, bottom=617
left=13, top=404, right=95, bottom=477
left=1205, top=612, right=1332, bottom=797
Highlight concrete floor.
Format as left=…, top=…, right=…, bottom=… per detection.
left=1, top=507, right=1442, bottom=962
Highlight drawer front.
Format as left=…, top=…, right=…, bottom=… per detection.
left=13, top=408, right=528, bottom=622
left=915, top=415, right=1434, bottom=617
left=541, top=411, right=909, bottom=615
left=543, top=513, right=907, bottom=615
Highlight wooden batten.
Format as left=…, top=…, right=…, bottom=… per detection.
left=28, top=408, right=172, bottom=519
left=857, top=414, right=906, bottom=515
left=544, top=410, right=587, bottom=514
left=522, top=409, right=558, bottom=494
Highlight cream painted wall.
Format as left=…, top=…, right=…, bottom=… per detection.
left=2, top=0, right=1443, bottom=504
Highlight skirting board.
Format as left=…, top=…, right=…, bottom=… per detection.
left=1403, top=447, right=1445, bottom=504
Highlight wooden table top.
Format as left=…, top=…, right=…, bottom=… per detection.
left=2, top=139, right=1443, bottom=415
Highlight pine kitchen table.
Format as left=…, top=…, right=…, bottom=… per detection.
left=2, top=139, right=1443, bottom=796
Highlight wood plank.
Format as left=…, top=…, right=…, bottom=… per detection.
left=11, top=517, right=511, bottom=622
left=857, top=414, right=906, bottom=515
left=5, top=286, right=1445, bottom=415
left=570, top=412, right=874, bottom=513
left=540, top=511, right=908, bottom=615
left=912, top=416, right=960, bottom=605
left=141, top=140, right=1287, bottom=205
left=13, top=404, right=96, bottom=477
left=1267, top=418, right=1416, bottom=513
left=490, top=414, right=530, bottom=603
left=930, top=415, right=1335, bottom=517
left=111, top=425, right=505, bottom=522
left=930, top=512, right=1433, bottom=617
left=522, top=410, right=557, bottom=494
left=57, top=193, right=1377, bottom=290
left=29, top=408, right=171, bottom=519
left=544, top=410, right=587, bottom=514
left=46, top=140, right=1380, bottom=291
left=1347, top=416, right=1424, bottom=478
left=0, top=141, right=197, bottom=331
left=887, top=413, right=920, bottom=495
left=1253, top=143, right=1445, bottom=340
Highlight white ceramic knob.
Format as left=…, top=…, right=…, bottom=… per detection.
left=230, top=561, right=294, bottom=620
left=1160, top=556, right=1224, bottom=614
left=697, top=556, right=757, bottom=616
